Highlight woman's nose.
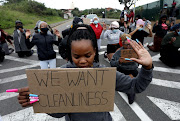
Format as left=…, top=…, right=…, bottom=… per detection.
left=79, top=58, right=87, bottom=64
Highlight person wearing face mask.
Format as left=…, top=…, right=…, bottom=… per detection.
left=13, top=20, right=34, bottom=57
left=159, top=23, right=180, bottom=67
left=148, top=15, right=171, bottom=52
left=25, top=21, right=62, bottom=69
left=129, top=19, right=153, bottom=45
left=90, top=17, right=103, bottom=51
left=129, top=15, right=141, bottom=32
left=169, top=2, right=179, bottom=25
left=160, top=4, right=169, bottom=18
left=110, top=34, right=138, bottom=104
left=101, top=21, right=124, bottom=60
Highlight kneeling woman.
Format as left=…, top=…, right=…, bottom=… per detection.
left=25, top=21, right=61, bottom=69
left=101, top=21, right=124, bottom=60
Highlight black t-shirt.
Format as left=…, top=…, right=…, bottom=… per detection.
left=132, top=30, right=149, bottom=44
left=118, top=22, right=125, bottom=32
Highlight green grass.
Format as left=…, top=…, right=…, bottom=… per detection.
left=0, top=8, right=64, bottom=35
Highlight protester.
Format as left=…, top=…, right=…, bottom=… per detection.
left=102, top=11, right=105, bottom=19
left=143, top=17, right=151, bottom=29
left=0, top=26, right=14, bottom=55
left=25, top=21, right=61, bottom=69
left=120, top=7, right=128, bottom=33
left=160, top=4, right=169, bottom=18
left=59, top=17, right=83, bottom=60
left=13, top=20, right=34, bottom=57
left=17, top=24, right=153, bottom=121
left=118, top=17, right=126, bottom=32
left=0, top=43, right=5, bottom=62
left=110, top=34, right=139, bottom=104
left=126, top=10, right=134, bottom=32
left=90, top=17, right=103, bottom=50
left=101, top=21, right=124, bottom=60
left=169, top=2, right=179, bottom=25
left=159, top=23, right=180, bottom=67
left=148, top=15, right=170, bottom=52
left=129, top=19, right=153, bottom=45
left=129, top=15, right=141, bottom=32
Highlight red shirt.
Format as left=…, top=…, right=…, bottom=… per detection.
left=90, top=23, right=103, bottom=39
left=126, top=12, right=134, bottom=23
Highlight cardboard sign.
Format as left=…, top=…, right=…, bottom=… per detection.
left=121, top=49, right=138, bottom=59
left=83, top=18, right=91, bottom=25
left=26, top=68, right=116, bottom=113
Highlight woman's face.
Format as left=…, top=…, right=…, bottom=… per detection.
left=161, top=18, right=166, bottom=23
left=123, top=40, right=132, bottom=49
left=71, top=39, right=96, bottom=68
left=40, top=22, right=48, bottom=29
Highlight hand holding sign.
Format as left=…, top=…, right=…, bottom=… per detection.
left=129, top=40, right=152, bottom=69
left=17, top=87, right=32, bottom=107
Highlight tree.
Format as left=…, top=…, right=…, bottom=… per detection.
left=118, top=0, right=138, bottom=10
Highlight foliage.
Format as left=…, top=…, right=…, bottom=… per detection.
left=71, top=7, right=121, bottom=19
left=0, top=0, right=64, bottom=34
left=2, top=0, right=63, bottom=16
left=118, top=0, right=138, bottom=10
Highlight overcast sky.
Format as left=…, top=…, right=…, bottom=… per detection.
left=34, top=0, right=159, bottom=10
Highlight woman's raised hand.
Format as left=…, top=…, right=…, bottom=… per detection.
left=130, top=40, right=153, bottom=69
left=54, top=29, right=61, bottom=38
left=25, top=29, right=31, bottom=39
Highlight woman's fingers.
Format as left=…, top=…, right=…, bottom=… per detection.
left=19, top=99, right=29, bottom=104
left=130, top=58, right=142, bottom=64
left=21, top=102, right=32, bottom=107
left=18, top=87, right=29, bottom=93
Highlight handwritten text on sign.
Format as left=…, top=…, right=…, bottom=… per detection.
left=26, top=68, right=116, bottom=113
left=121, top=49, right=138, bottom=59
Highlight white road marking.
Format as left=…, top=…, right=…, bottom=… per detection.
left=1, top=102, right=125, bottom=121
left=118, top=92, right=152, bottom=121
left=110, top=104, right=126, bottom=121
left=148, top=96, right=180, bottom=120
left=100, top=46, right=107, bottom=49
left=138, top=65, right=180, bottom=74
left=151, top=78, right=180, bottom=89
left=152, top=54, right=160, bottom=62
left=5, top=55, right=38, bottom=64
left=0, top=74, right=26, bottom=85
left=0, top=92, right=18, bottom=101
left=0, top=63, right=39, bottom=74
left=99, top=51, right=105, bottom=55
left=2, top=107, right=65, bottom=121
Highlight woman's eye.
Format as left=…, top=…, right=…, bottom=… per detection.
left=85, top=55, right=91, bottom=58
left=74, top=56, right=79, bottom=59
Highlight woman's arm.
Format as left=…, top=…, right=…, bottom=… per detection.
left=53, top=29, right=62, bottom=46
left=115, top=40, right=153, bottom=93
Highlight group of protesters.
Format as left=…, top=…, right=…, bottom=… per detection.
left=0, top=2, right=180, bottom=120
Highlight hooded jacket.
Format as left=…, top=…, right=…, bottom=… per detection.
left=25, top=33, right=61, bottom=61
left=48, top=62, right=153, bottom=121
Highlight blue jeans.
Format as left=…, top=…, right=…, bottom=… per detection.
left=39, top=59, right=56, bottom=69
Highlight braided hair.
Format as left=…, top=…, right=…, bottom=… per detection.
left=67, top=24, right=99, bottom=63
